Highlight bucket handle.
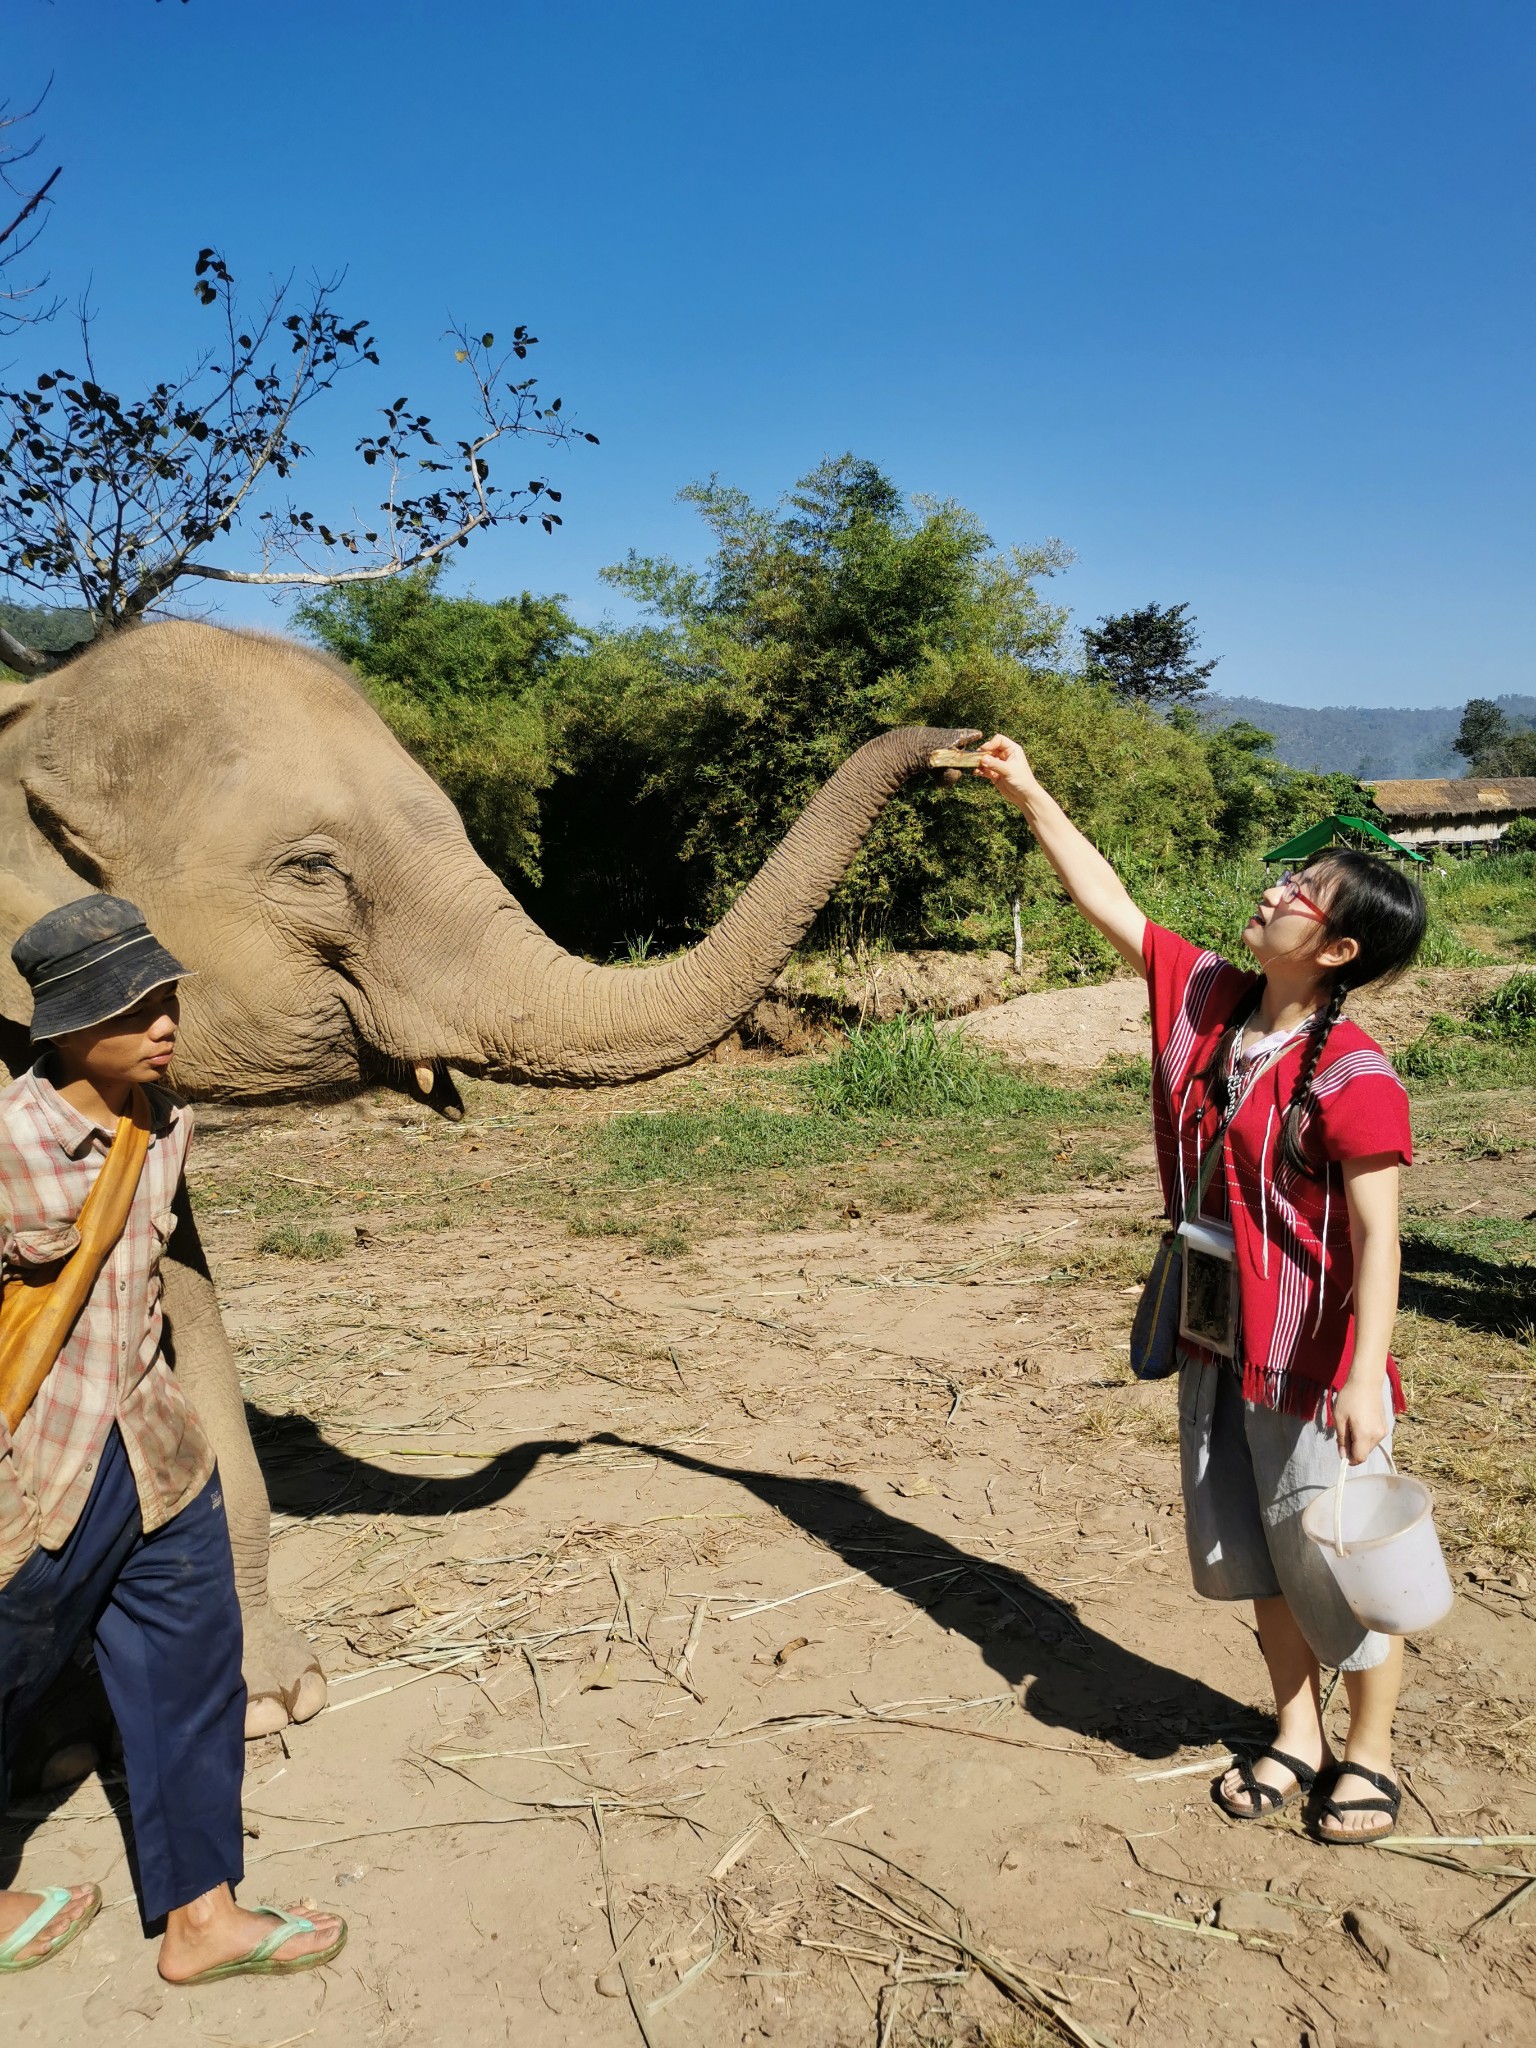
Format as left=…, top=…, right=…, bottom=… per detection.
left=1333, top=1445, right=1399, bottom=1557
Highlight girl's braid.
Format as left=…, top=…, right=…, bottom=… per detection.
left=1279, top=977, right=1349, bottom=1178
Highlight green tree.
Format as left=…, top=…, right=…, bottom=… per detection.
left=1171, top=712, right=1382, bottom=854
left=1083, top=601, right=1218, bottom=706
left=1452, top=698, right=1536, bottom=775
left=295, top=565, right=577, bottom=887
left=1453, top=698, right=1510, bottom=768
left=536, top=457, right=1219, bottom=954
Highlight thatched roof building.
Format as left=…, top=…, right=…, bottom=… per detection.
left=1371, top=776, right=1536, bottom=851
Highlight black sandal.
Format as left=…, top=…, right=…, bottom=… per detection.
left=1313, top=1762, right=1401, bottom=1845
left=1213, top=1746, right=1323, bottom=1821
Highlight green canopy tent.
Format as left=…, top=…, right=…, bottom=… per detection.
left=1263, top=815, right=1428, bottom=864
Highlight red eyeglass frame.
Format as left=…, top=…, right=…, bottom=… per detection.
left=1275, top=869, right=1328, bottom=923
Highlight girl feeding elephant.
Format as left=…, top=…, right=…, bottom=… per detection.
left=975, top=735, right=1427, bottom=1845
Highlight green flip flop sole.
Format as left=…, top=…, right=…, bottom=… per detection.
left=0, top=1884, right=102, bottom=1972
left=169, top=1906, right=347, bottom=1986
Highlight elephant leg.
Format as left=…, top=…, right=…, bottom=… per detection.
left=162, top=1183, right=327, bottom=1735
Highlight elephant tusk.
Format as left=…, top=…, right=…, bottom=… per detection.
left=412, top=1061, right=435, bottom=1097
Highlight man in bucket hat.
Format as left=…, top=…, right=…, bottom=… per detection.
left=0, top=896, right=344, bottom=1982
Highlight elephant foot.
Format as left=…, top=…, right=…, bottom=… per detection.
left=9, top=1661, right=116, bottom=1796
left=38, top=1741, right=101, bottom=1790
left=242, top=1607, right=328, bottom=1737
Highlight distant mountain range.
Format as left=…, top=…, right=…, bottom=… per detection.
left=1199, top=693, right=1536, bottom=781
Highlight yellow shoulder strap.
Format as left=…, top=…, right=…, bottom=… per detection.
left=0, top=1085, right=154, bottom=1432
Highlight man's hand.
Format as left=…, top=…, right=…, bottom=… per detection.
left=974, top=734, right=1039, bottom=808
left=1333, top=1373, right=1389, bottom=1466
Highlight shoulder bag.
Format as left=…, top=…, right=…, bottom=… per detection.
left=0, top=1085, right=153, bottom=1430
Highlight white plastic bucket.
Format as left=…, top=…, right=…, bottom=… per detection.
left=1300, top=1453, right=1455, bottom=1635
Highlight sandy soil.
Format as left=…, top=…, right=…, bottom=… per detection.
left=4, top=1037, right=1534, bottom=2047
left=961, top=965, right=1525, bottom=1072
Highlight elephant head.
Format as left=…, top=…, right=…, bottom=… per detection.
left=0, top=622, right=978, bottom=1105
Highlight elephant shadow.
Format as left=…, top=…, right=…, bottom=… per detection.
left=4, top=1408, right=1261, bottom=1890
left=250, top=1407, right=1260, bottom=1762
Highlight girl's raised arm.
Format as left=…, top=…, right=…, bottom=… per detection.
left=975, top=735, right=1148, bottom=969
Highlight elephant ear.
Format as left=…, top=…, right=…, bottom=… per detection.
left=17, top=684, right=127, bottom=881
left=0, top=684, right=113, bottom=1029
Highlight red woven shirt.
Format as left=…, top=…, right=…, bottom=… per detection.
left=1143, top=922, right=1413, bottom=1417
left=0, top=1058, right=214, bottom=1585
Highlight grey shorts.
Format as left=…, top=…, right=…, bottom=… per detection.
left=1177, top=1352, right=1395, bottom=1673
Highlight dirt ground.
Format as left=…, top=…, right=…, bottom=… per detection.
left=5, top=984, right=1535, bottom=2048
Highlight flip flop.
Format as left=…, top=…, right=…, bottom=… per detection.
left=0, top=1884, right=102, bottom=1972
left=1213, top=1745, right=1325, bottom=1821
left=1313, top=1762, right=1401, bottom=1845
left=168, top=1905, right=347, bottom=1985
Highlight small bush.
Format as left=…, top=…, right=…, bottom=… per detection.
left=257, top=1223, right=347, bottom=1260
left=803, top=1016, right=1051, bottom=1118
left=1401, top=971, right=1536, bottom=1081
left=1466, top=972, right=1536, bottom=1039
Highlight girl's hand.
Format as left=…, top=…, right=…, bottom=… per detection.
left=974, top=734, right=1039, bottom=807
left=1333, top=1375, right=1389, bottom=1466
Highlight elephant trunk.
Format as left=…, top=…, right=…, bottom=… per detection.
left=469, top=725, right=981, bottom=1085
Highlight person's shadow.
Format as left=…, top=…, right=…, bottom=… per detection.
left=248, top=1406, right=1257, bottom=1762
left=1400, top=1232, right=1535, bottom=1336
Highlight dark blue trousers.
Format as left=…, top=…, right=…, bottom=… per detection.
left=0, top=1426, right=246, bottom=1924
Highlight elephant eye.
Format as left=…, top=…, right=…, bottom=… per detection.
left=283, top=849, right=346, bottom=882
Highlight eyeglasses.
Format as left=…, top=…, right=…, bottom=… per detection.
left=1271, top=870, right=1328, bottom=923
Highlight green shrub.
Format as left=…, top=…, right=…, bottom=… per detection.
left=1401, top=975, right=1536, bottom=1083
left=257, top=1223, right=347, bottom=1260
left=802, top=1016, right=1054, bottom=1118
left=1466, top=972, right=1536, bottom=1039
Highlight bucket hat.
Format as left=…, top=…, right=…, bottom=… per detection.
left=11, top=896, right=191, bottom=1042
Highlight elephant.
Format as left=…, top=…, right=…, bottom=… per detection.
left=0, top=619, right=980, bottom=1734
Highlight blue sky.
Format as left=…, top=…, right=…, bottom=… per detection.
left=7, top=0, right=1533, bottom=707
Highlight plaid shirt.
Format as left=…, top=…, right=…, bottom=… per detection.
left=0, top=1058, right=214, bottom=1585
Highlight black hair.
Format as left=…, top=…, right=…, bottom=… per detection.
left=1274, top=851, right=1426, bottom=1176
left=1192, top=850, right=1427, bottom=1180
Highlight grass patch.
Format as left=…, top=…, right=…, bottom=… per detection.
left=1398, top=1310, right=1536, bottom=1557
left=1401, top=976, right=1536, bottom=1085
left=1400, top=1215, right=1536, bottom=1336
left=802, top=1016, right=1053, bottom=1118
left=1466, top=970, right=1536, bottom=1037
left=1419, top=849, right=1536, bottom=961
left=599, top=1103, right=855, bottom=1182
left=564, top=1037, right=1148, bottom=1243
left=256, top=1222, right=348, bottom=1260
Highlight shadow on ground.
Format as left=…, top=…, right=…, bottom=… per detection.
left=251, top=1406, right=1261, bottom=1762
left=1401, top=1233, right=1536, bottom=1335
left=4, top=1410, right=1264, bottom=1894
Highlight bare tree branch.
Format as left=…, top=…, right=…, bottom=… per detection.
left=0, top=163, right=61, bottom=263
left=0, top=88, right=61, bottom=333
left=0, top=251, right=596, bottom=643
